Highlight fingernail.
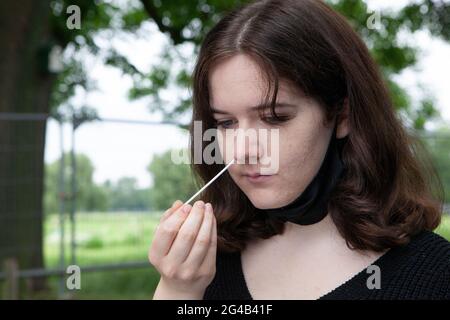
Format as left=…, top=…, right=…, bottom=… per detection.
left=182, top=204, right=192, bottom=213
left=173, top=200, right=182, bottom=207
left=205, top=203, right=212, bottom=211
left=196, top=201, right=205, bottom=209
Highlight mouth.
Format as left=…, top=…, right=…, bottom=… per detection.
left=243, top=173, right=275, bottom=183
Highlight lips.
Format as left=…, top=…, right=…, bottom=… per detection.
left=242, top=171, right=274, bottom=177
left=242, top=169, right=275, bottom=183
left=244, top=173, right=274, bottom=183
left=244, top=173, right=263, bottom=178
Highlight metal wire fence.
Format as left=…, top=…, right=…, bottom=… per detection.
left=0, top=112, right=188, bottom=299
left=0, top=112, right=449, bottom=299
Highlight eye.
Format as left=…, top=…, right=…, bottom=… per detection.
left=214, top=119, right=236, bottom=129
left=261, top=114, right=292, bottom=125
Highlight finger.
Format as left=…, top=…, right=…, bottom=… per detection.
left=160, top=200, right=183, bottom=223
left=200, top=209, right=217, bottom=271
left=156, top=200, right=184, bottom=234
left=167, top=200, right=206, bottom=265
left=182, top=202, right=214, bottom=268
left=150, top=203, right=192, bottom=258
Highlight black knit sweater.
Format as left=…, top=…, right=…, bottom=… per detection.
left=203, top=230, right=450, bottom=300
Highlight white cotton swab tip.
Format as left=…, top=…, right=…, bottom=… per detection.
left=184, top=159, right=235, bottom=205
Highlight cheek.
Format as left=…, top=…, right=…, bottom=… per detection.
left=278, top=141, right=310, bottom=185
left=280, top=129, right=313, bottom=166
left=278, top=120, right=326, bottom=180
left=287, top=136, right=313, bottom=162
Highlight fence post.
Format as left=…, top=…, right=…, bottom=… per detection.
left=58, top=119, right=66, bottom=298
left=3, top=258, right=19, bottom=300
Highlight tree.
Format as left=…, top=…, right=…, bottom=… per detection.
left=103, top=177, right=151, bottom=211
left=0, top=0, right=114, bottom=292
left=421, top=125, right=450, bottom=203
left=44, top=153, right=108, bottom=215
left=148, top=149, right=198, bottom=210
left=0, top=1, right=62, bottom=291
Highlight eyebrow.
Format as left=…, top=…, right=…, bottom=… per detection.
left=210, top=102, right=296, bottom=115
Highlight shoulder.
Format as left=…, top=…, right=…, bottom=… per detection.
left=378, top=230, right=450, bottom=299
left=322, top=230, right=450, bottom=300
left=403, top=230, right=450, bottom=266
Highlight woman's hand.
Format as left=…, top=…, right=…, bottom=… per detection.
left=149, top=199, right=217, bottom=300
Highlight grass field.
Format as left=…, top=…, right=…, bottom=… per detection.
left=41, top=211, right=162, bottom=299
left=14, top=212, right=450, bottom=299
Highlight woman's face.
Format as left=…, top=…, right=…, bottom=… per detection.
left=209, top=54, right=335, bottom=209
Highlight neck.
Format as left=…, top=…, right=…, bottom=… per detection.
left=283, top=211, right=341, bottom=244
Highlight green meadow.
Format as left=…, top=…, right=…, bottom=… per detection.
left=16, top=212, right=450, bottom=299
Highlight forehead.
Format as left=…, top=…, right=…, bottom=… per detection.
left=209, top=54, right=299, bottom=113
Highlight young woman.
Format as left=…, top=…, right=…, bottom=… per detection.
left=149, top=0, right=450, bottom=300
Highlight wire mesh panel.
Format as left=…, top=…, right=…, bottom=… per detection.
left=1, top=113, right=449, bottom=299
left=0, top=113, right=190, bottom=299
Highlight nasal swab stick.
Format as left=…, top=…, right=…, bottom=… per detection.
left=184, top=159, right=235, bottom=205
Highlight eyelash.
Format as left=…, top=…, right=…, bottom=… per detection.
left=214, top=115, right=291, bottom=128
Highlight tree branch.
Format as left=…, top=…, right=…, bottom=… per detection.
left=139, top=0, right=188, bottom=45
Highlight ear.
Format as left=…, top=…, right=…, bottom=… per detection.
left=336, top=98, right=350, bottom=139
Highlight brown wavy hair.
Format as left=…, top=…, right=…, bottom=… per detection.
left=188, top=0, right=444, bottom=253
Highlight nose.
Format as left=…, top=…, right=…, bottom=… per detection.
left=233, top=128, right=262, bottom=165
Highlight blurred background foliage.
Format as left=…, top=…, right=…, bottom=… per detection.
left=49, top=0, right=450, bottom=127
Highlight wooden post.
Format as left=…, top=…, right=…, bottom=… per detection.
left=3, top=258, right=19, bottom=300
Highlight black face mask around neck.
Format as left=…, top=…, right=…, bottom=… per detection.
left=255, top=123, right=346, bottom=225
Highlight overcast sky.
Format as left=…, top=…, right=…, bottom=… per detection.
left=44, top=0, right=450, bottom=189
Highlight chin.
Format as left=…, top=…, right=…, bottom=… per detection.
left=245, top=190, right=286, bottom=209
